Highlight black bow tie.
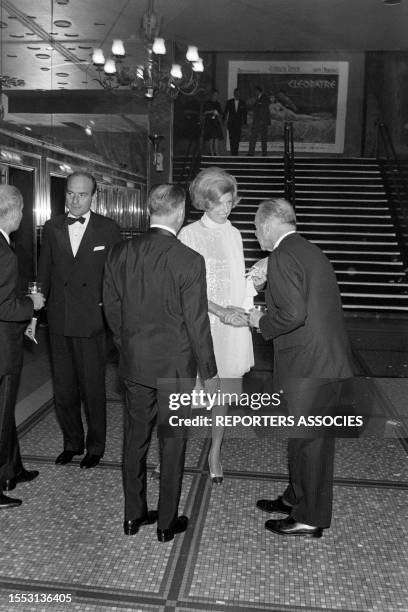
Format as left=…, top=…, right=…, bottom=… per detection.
left=67, top=216, right=85, bottom=225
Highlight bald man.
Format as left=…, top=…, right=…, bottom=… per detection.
left=250, top=198, right=353, bottom=538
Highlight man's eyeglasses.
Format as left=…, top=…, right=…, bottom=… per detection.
left=66, top=191, right=91, bottom=200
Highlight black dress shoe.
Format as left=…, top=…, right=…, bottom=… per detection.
left=256, top=496, right=292, bottom=514
left=157, top=515, right=189, bottom=543
left=123, top=510, right=158, bottom=535
left=55, top=450, right=82, bottom=465
left=4, top=469, right=39, bottom=492
left=80, top=453, right=102, bottom=469
left=265, top=517, right=323, bottom=538
left=0, top=493, right=22, bottom=509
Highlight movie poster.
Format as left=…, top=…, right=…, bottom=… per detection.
left=228, top=60, right=349, bottom=153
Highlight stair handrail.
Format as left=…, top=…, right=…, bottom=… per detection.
left=283, top=121, right=296, bottom=208
left=376, top=121, right=408, bottom=275
left=376, top=121, right=397, bottom=161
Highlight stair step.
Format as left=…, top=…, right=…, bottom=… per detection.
left=336, top=271, right=405, bottom=277
left=243, top=236, right=398, bottom=245
left=338, top=280, right=408, bottom=288
left=232, top=219, right=393, bottom=229
left=326, top=260, right=403, bottom=267
left=296, top=190, right=386, bottom=196
left=245, top=255, right=404, bottom=265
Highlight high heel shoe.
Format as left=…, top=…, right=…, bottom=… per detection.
left=208, top=453, right=223, bottom=485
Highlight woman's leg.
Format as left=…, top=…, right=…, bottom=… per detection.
left=209, top=139, right=215, bottom=156
left=208, top=378, right=242, bottom=483
left=208, top=403, right=227, bottom=483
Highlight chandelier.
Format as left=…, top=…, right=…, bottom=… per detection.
left=91, top=0, right=204, bottom=99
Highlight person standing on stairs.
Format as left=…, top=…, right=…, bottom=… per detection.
left=248, top=85, right=270, bottom=157
left=223, top=87, right=247, bottom=155
left=202, top=89, right=224, bottom=156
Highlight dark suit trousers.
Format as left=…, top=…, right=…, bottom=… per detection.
left=0, top=374, right=24, bottom=485
left=228, top=126, right=241, bottom=155
left=123, top=379, right=187, bottom=529
left=281, top=380, right=341, bottom=528
left=283, top=437, right=335, bottom=528
left=50, top=333, right=107, bottom=455
left=248, top=121, right=268, bottom=156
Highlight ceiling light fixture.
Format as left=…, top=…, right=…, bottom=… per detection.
left=92, top=0, right=204, bottom=99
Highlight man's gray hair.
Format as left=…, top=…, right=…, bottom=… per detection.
left=256, top=198, right=296, bottom=228
left=0, top=184, right=23, bottom=220
left=147, top=183, right=186, bottom=217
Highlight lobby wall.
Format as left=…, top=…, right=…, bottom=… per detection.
left=365, top=51, right=408, bottom=158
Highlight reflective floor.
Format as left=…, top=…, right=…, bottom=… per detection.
left=1, top=316, right=407, bottom=612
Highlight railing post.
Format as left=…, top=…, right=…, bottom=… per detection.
left=283, top=122, right=295, bottom=209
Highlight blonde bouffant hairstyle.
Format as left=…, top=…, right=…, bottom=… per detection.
left=189, top=167, right=240, bottom=211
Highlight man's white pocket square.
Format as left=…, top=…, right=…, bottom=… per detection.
left=93, top=245, right=105, bottom=251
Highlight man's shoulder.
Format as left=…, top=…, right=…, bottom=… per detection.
left=278, top=233, right=329, bottom=264
left=91, top=212, right=118, bottom=228
left=170, top=238, right=204, bottom=268
left=45, top=214, right=64, bottom=225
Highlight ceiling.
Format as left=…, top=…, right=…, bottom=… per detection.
left=0, top=0, right=406, bottom=129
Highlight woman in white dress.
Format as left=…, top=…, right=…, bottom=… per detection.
left=179, top=167, right=255, bottom=483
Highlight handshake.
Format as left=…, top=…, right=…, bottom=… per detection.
left=218, top=305, right=266, bottom=329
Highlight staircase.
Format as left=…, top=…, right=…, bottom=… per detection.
left=173, top=154, right=408, bottom=312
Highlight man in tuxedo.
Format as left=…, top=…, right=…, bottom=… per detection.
left=37, top=171, right=121, bottom=469
left=249, top=198, right=353, bottom=538
left=0, top=185, right=44, bottom=508
left=103, top=183, right=218, bottom=542
left=248, top=85, right=270, bottom=156
left=224, top=88, right=247, bottom=155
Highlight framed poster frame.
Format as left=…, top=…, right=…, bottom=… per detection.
left=228, top=60, right=349, bottom=153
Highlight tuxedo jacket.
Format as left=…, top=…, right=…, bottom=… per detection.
left=103, top=227, right=217, bottom=388
left=37, top=212, right=121, bottom=338
left=259, top=233, right=353, bottom=390
left=0, top=233, right=34, bottom=375
left=224, top=98, right=247, bottom=129
left=252, top=93, right=271, bottom=126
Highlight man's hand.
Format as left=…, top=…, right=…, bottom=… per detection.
left=249, top=308, right=264, bottom=329
left=246, top=257, right=268, bottom=291
left=24, top=318, right=38, bottom=344
left=203, top=374, right=220, bottom=396
left=221, top=306, right=249, bottom=327
left=28, top=292, right=45, bottom=311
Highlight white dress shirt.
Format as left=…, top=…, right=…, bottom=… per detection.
left=0, top=228, right=10, bottom=245
left=273, top=230, right=296, bottom=251
left=150, top=223, right=177, bottom=237
left=68, top=210, right=91, bottom=256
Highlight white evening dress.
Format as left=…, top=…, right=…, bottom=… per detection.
left=179, top=212, right=255, bottom=381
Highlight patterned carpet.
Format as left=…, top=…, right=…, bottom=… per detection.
left=1, top=361, right=407, bottom=612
